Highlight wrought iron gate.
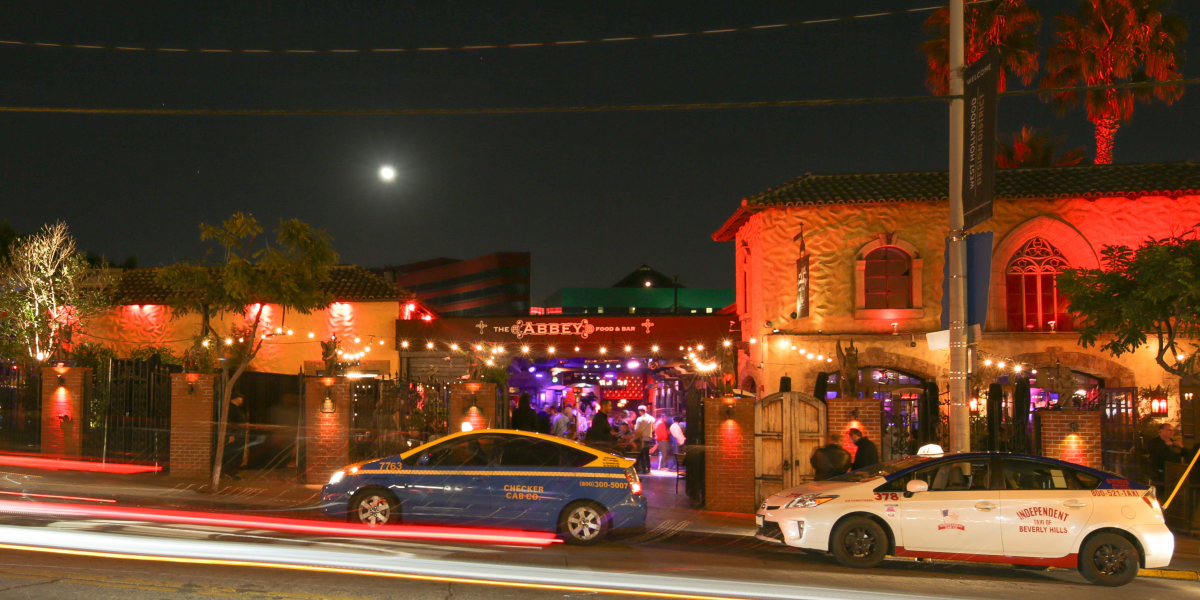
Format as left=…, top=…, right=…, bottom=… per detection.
left=349, top=378, right=408, bottom=463
left=1100, top=388, right=1139, bottom=481
left=879, top=387, right=923, bottom=461
left=0, top=365, right=41, bottom=452
left=99, top=357, right=178, bottom=467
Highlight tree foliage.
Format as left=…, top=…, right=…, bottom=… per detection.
left=0, top=222, right=111, bottom=361
left=1041, top=0, right=1186, bottom=164
left=1057, top=227, right=1200, bottom=387
left=996, top=126, right=1086, bottom=168
left=920, top=0, right=1042, bottom=95
left=156, top=213, right=338, bottom=490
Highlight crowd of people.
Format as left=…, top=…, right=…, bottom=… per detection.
left=510, top=392, right=685, bottom=474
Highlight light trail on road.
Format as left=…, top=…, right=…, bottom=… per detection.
left=0, top=524, right=951, bottom=600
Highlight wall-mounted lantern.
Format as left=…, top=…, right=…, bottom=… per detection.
left=185, top=372, right=200, bottom=395
left=1150, top=394, right=1169, bottom=417
left=721, top=395, right=739, bottom=419
left=969, top=397, right=980, bottom=415
left=320, top=377, right=337, bottom=413
left=464, top=381, right=482, bottom=415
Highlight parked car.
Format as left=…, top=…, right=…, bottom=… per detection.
left=321, top=429, right=646, bottom=545
left=755, top=451, right=1172, bottom=586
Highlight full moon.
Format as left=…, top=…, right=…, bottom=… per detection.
left=378, top=166, right=396, bottom=182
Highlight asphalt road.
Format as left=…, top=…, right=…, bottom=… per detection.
left=0, top=513, right=1194, bottom=600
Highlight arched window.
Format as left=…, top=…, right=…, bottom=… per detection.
left=1006, top=237, right=1072, bottom=332
left=863, top=247, right=912, bottom=310
left=854, top=237, right=923, bottom=320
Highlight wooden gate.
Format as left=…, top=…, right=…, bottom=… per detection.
left=1099, top=388, right=1139, bottom=480
left=755, top=392, right=825, bottom=507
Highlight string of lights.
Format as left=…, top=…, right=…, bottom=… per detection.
left=0, top=6, right=942, bottom=55
left=2, top=78, right=1194, bottom=117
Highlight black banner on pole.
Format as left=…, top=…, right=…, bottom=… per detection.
left=962, top=49, right=999, bottom=231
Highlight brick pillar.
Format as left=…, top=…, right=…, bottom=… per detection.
left=1038, top=410, right=1102, bottom=469
left=703, top=397, right=755, bottom=513
left=450, top=382, right=498, bottom=433
left=170, top=373, right=216, bottom=478
left=304, top=377, right=352, bottom=484
left=41, top=367, right=91, bottom=457
left=826, top=398, right=882, bottom=462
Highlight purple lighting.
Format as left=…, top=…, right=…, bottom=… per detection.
left=626, top=360, right=639, bottom=369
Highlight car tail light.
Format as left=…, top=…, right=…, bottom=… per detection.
left=625, top=467, right=642, bottom=495
left=1142, top=493, right=1163, bottom=518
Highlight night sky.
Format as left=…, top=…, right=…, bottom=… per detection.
left=2, top=1, right=1198, bottom=303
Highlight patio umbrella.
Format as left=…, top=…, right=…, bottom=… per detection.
left=1011, top=378, right=1032, bottom=453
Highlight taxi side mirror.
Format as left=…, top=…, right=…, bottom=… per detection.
left=904, top=479, right=929, bottom=497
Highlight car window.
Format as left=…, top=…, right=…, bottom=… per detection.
left=829, top=455, right=936, bottom=483
left=405, top=435, right=500, bottom=468
left=909, top=459, right=992, bottom=491
left=1002, top=459, right=1081, bottom=490
left=498, top=437, right=561, bottom=467
left=559, top=445, right=596, bottom=468
left=1072, top=469, right=1101, bottom=489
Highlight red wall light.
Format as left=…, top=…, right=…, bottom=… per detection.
left=1150, top=396, right=1168, bottom=416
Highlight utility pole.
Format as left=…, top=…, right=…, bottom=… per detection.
left=947, top=0, right=970, bottom=453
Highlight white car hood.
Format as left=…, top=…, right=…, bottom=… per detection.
left=764, top=479, right=873, bottom=506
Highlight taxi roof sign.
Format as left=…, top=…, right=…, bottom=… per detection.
left=917, top=444, right=945, bottom=457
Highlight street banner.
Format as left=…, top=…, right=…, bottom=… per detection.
left=940, top=231, right=994, bottom=330
left=962, top=49, right=999, bottom=231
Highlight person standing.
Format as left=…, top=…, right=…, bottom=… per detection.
left=511, top=392, right=539, bottom=432
left=810, top=441, right=852, bottom=480
left=585, top=400, right=616, bottom=444
left=1147, top=423, right=1184, bottom=484
left=549, top=405, right=569, bottom=437
left=848, top=428, right=879, bottom=471
left=653, top=414, right=672, bottom=470
left=222, top=396, right=248, bottom=481
left=669, top=416, right=686, bottom=458
left=633, top=406, right=655, bottom=474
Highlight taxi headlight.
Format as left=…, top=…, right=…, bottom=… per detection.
left=783, top=494, right=838, bottom=509
left=328, top=470, right=346, bottom=485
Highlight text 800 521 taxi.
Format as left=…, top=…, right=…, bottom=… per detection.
left=321, top=429, right=646, bottom=545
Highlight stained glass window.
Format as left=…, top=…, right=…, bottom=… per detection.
left=1005, top=237, right=1072, bottom=332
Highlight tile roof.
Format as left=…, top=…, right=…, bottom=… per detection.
left=111, top=265, right=398, bottom=306
left=743, top=162, right=1200, bottom=207
left=713, top=162, right=1200, bottom=241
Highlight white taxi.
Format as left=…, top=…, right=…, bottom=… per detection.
left=756, top=451, right=1173, bottom=586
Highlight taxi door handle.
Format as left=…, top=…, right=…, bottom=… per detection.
left=1063, top=501, right=1087, bottom=509
left=974, top=502, right=997, bottom=511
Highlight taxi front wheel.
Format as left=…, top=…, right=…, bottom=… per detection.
left=559, top=501, right=610, bottom=546
left=349, top=488, right=400, bottom=526
left=830, top=516, right=888, bottom=569
left=1078, top=533, right=1139, bottom=587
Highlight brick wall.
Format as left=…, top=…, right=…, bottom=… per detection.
left=826, top=398, right=881, bottom=462
left=303, top=377, right=352, bottom=484
left=450, top=382, right=497, bottom=433
left=703, top=397, right=756, bottom=513
left=1038, top=410, right=1102, bottom=470
left=170, top=373, right=216, bottom=478
left=40, top=367, right=90, bottom=456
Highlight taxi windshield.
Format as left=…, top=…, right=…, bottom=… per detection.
left=826, top=455, right=935, bottom=482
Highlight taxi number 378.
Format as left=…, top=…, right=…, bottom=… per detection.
left=874, top=493, right=900, bottom=501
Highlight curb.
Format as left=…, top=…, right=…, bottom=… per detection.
left=1139, top=568, right=1200, bottom=581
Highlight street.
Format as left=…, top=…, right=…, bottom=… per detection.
left=0, top=507, right=1194, bottom=600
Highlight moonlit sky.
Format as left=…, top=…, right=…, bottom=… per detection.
left=2, top=1, right=1197, bottom=303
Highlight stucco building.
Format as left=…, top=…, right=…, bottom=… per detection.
left=713, top=162, right=1200, bottom=479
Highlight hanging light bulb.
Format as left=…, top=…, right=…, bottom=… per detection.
left=379, top=339, right=385, bottom=345
left=450, top=344, right=459, bottom=351
left=817, top=354, right=824, bottom=361
left=225, top=338, right=233, bottom=346
left=474, top=344, right=484, bottom=352
left=201, top=339, right=210, bottom=348
left=651, top=345, right=659, bottom=352
left=1013, top=364, right=1023, bottom=372
left=575, top=346, right=581, bottom=352
left=547, top=346, right=556, bottom=354
left=354, top=337, right=361, bottom=344
left=521, top=345, right=530, bottom=353
left=697, top=344, right=704, bottom=351
left=287, top=329, right=294, bottom=336
left=807, top=353, right=814, bottom=360
left=624, top=345, right=632, bottom=352
left=749, top=338, right=757, bottom=344
left=998, top=362, right=1006, bottom=368
left=984, top=359, right=993, bottom=366
left=337, top=349, right=344, bottom=356
left=401, top=341, right=409, bottom=348
left=723, top=340, right=732, bottom=347
left=426, top=342, right=434, bottom=349
left=274, top=327, right=282, bottom=334
left=238, top=338, right=244, bottom=343
left=308, top=332, right=315, bottom=338
left=486, top=359, right=495, bottom=366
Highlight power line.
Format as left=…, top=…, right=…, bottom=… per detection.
left=0, top=6, right=941, bottom=55
left=0, top=78, right=1193, bottom=117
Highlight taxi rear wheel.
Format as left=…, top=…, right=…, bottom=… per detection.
left=559, top=501, right=609, bottom=546
left=1078, top=533, right=1139, bottom=587
left=830, top=516, right=888, bottom=569
left=349, top=488, right=400, bottom=526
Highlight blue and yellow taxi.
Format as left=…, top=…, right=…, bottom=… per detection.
left=320, top=429, right=647, bottom=544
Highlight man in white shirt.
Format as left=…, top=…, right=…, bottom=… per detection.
left=633, top=405, right=655, bottom=475
left=669, top=417, right=686, bottom=457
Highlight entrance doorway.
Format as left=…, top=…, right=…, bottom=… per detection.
left=1100, top=388, right=1138, bottom=480
left=754, top=392, right=825, bottom=507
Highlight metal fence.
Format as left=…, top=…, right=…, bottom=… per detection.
left=0, top=364, right=41, bottom=453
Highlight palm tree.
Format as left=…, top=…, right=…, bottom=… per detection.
left=920, top=0, right=1041, bottom=95
left=1042, top=0, right=1186, bottom=164
left=996, top=127, right=1086, bottom=168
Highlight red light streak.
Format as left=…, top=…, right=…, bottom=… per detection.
left=0, top=455, right=161, bottom=474
left=0, top=491, right=116, bottom=503
left=0, top=500, right=560, bottom=546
